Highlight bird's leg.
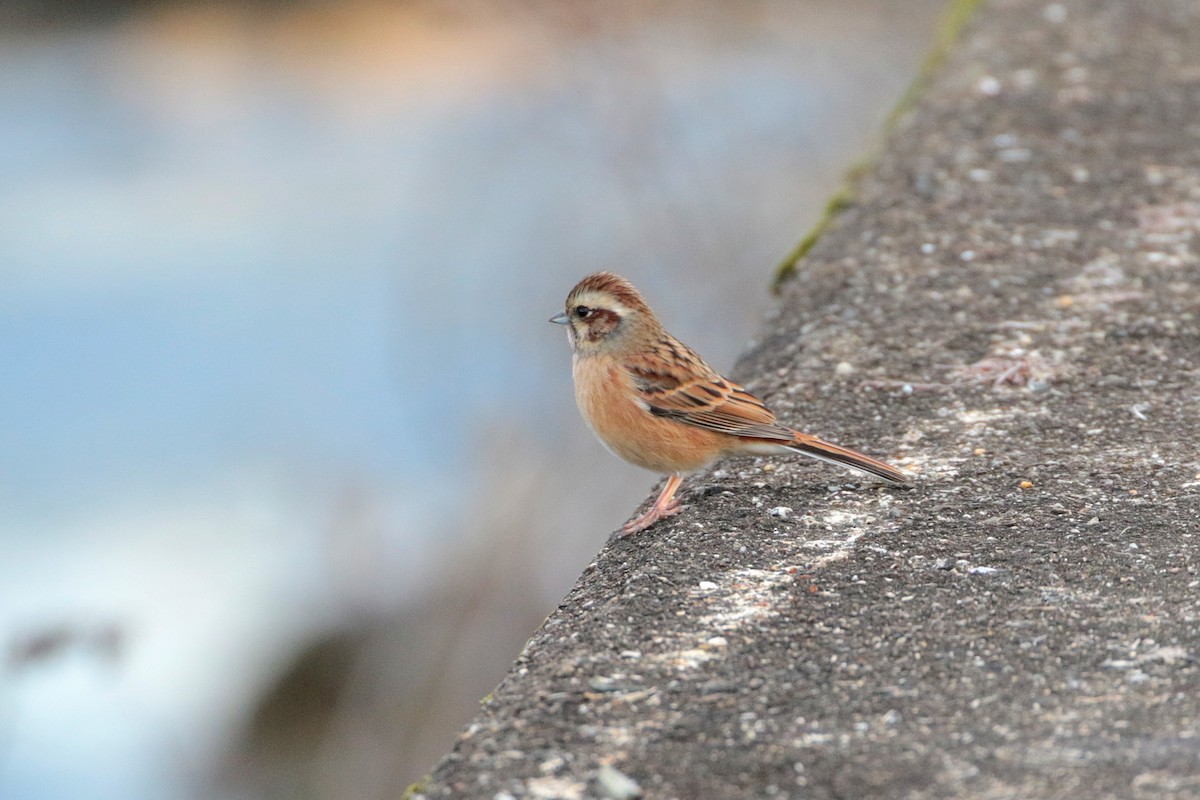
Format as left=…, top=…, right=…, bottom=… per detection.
left=620, top=475, right=684, bottom=536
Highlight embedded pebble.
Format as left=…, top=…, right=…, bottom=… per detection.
left=596, top=764, right=642, bottom=799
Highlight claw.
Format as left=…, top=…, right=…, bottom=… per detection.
left=617, top=475, right=684, bottom=537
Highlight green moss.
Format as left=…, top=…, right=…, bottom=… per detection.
left=772, top=185, right=857, bottom=288
left=886, top=0, right=985, bottom=128
left=401, top=775, right=431, bottom=800
left=772, top=0, right=984, bottom=293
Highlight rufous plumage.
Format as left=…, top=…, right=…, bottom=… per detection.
left=551, top=272, right=906, bottom=535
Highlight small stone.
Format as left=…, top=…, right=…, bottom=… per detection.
left=596, top=765, right=642, bottom=799
left=977, top=75, right=1002, bottom=96
left=834, top=361, right=855, bottom=378
left=698, top=580, right=719, bottom=591
left=769, top=506, right=793, bottom=519
left=540, top=755, right=566, bottom=774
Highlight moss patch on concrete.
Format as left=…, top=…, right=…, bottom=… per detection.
left=401, top=775, right=430, bottom=800
left=772, top=0, right=983, bottom=293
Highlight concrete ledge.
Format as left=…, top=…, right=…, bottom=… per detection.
left=414, top=0, right=1200, bottom=796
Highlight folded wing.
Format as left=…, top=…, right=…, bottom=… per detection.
left=623, top=343, right=794, bottom=442
left=624, top=341, right=907, bottom=485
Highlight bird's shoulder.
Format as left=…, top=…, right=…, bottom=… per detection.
left=619, top=335, right=789, bottom=439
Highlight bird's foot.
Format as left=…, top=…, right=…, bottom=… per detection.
left=618, top=497, right=682, bottom=537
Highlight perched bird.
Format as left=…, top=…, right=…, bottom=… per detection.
left=550, top=271, right=907, bottom=535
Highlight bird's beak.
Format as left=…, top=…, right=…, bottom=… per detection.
left=549, top=311, right=570, bottom=325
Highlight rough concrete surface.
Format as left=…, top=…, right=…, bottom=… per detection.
left=414, top=0, right=1200, bottom=797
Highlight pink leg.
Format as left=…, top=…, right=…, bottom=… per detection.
left=620, top=475, right=684, bottom=536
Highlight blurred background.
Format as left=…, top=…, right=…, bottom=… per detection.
left=0, top=1, right=945, bottom=797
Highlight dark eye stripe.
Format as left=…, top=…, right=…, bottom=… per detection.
left=581, top=307, right=621, bottom=341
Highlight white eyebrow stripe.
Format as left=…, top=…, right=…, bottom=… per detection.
left=571, top=291, right=630, bottom=317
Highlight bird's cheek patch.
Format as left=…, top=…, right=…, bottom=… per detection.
left=584, top=309, right=622, bottom=341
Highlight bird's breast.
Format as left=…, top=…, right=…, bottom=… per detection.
left=572, top=354, right=723, bottom=474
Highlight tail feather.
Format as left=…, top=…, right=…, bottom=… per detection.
left=786, top=432, right=908, bottom=484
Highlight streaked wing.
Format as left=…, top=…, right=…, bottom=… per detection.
left=623, top=339, right=795, bottom=442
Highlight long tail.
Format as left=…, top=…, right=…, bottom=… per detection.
left=786, top=431, right=908, bottom=484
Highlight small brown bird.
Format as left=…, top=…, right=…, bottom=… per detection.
left=551, top=271, right=907, bottom=535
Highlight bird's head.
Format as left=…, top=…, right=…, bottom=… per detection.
left=549, top=271, right=657, bottom=355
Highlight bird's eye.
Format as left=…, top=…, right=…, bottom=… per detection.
left=574, top=305, right=591, bottom=318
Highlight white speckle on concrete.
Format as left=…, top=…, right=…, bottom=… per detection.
left=527, top=776, right=585, bottom=800
left=977, top=75, right=1002, bottom=95
left=595, top=764, right=642, bottom=800
left=1043, top=3, right=1067, bottom=23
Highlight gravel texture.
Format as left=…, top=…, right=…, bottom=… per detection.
left=414, top=0, right=1200, bottom=797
